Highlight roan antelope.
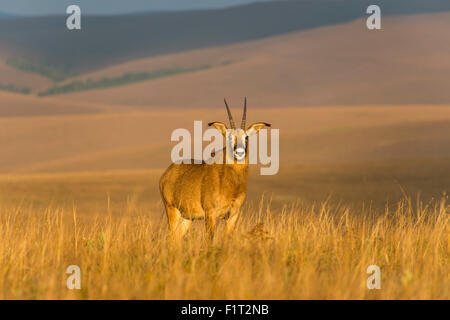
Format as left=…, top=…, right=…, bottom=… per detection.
left=159, top=98, right=271, bottom=240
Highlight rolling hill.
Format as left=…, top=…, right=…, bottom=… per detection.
left=0, top=0, right=450, bottom=78
left=0, top=9, right=449, bottom=207
left=2, top=11, right=450, bottom=107
left=1, top=102, right=450, bottom=209
left=0, top=12, right=13, bottom=19
left=56, top=13, right=450, bottom=108
left=1, top=103, right=450, bottom=173
left=0, top=90, right=129, bottom=117
left=1, top=12, right=450, bottom=174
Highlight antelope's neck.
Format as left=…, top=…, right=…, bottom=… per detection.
left=226, top=163, right=249, bottom=191
left=231, top=162, right=249, bottom=175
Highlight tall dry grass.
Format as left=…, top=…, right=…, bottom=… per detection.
left=0, top=196, right=448, bottom=299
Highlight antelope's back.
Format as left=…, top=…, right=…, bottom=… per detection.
left=159, top=161, right=210, bottom=207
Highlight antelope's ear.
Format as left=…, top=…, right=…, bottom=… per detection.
left=208, top=121, right=228, bottom=136
left=246, top=122, right=271, bottom=136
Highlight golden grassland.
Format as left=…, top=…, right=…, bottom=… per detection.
left=1, top=9, right=449, bottom=301
left=0, top=177, right=448, bottom=299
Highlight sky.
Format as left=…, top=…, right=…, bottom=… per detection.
left=0, top=0, right=273, bottom=15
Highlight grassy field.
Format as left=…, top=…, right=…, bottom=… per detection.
left=0, top=101, right=449, bottom=299
left=0, top=188, right=447, bottom=299
left=0, top=9, right=449, bottom=300
left=0, top=170, right=448, bottom=299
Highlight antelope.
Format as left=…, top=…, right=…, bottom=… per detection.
left=159, top=98, right=271, bottom=240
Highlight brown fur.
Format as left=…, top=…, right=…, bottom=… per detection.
left=159, top=101, right=270, bottom=240
left=159, top=152, right=249, bottom=239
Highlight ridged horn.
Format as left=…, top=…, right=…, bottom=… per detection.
left=224, top=98, right=236, bottom=129
left=241, top=97, right=247, bottom=129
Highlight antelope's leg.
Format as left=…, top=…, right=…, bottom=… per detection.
left=205, top=214, right=217, bottom=242
left=226, top=195, right=245, bottom=235
left=225, top=214, right=239, bottom=235
left=165, top=204, right=191, bottom=238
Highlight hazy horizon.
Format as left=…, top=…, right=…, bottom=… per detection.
left=0, top=0, right=273, bottom=16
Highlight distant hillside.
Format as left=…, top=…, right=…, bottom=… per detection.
left=58, top=13, right=450, bottom=108
left=0, top=12, right=12, bottom=18
left=1, top=0, right=450, bottom=79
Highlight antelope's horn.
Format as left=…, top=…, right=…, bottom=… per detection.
left=241, top=97, right=247, bottom=129
left=224, top=98, right=236, bottom=129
